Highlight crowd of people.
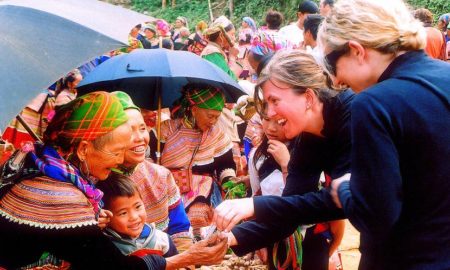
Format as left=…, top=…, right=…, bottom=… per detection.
left=0, top=0, right=449, bottom=269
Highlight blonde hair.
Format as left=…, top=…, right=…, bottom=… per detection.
left=255, top=50, right=336, bottom=115
left=318, top=0, right=426, bottom=54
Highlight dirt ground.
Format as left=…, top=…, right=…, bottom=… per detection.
left=339, top=220, right=361, bottom=270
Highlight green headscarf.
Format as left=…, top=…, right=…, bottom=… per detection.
left=112, top=91, right=140, bottom=111
left=44, top=91, right=128, bottom=148
left=172, top=84, right=225, bottom=120
left=184, top=87, right=225, bottom=111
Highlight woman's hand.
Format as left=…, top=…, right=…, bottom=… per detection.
left=165, top=233, right=228, bottom=269
left=330, top=173, right=351, bottom=208
left=213, top=198, right=255, bottom=232
left=267, top=139, right=290, bottom=172
left=97, top=209, right=113, bottom=229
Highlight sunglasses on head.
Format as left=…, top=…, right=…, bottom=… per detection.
left=324, top=42, right=350, bottom=76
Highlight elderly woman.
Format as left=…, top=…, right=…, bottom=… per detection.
left=150, top=83, right=237, bottom=239
left=202, top=16, right=241, bottom=80
left=112, top=92, right=193, bottom=252
left=0, top=92, right=227, bottom=269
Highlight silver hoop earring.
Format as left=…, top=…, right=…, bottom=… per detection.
left=81, top=159, right=90, bottom=179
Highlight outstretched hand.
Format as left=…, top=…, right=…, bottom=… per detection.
left=213, top=198, right=255, bottom=232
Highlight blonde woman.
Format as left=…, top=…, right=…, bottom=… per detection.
left=215, top=0, right=450, bottom=269
left=319, top=0, right=450, bottom=268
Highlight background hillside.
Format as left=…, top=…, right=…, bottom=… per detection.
left=118, top=0, right=449, bottom=30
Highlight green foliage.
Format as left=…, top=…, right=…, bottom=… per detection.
left=129, top=0, right=313, bottom=30
left=407, top=0, right=450, bottom=21
left=222, top=181, right=247, bottom=199
left=131, top=0, right=210, bottom=28
left=130, top=0, right=449, bottom=30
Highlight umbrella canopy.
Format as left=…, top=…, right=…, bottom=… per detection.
left=0, top=0, right=153, bottom=129
left=77, top=49, right=246, bottom=110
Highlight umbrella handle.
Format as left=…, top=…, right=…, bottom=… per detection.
left=16, top=115, right=43, bottom=143
left=156, top=84, right=162, bottom=164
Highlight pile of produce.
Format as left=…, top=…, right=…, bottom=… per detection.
left=199, top=254, right=267, bottom=270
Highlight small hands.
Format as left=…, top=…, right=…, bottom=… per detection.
left=267, top=139, right=290, bottom=171
left=97, top=209, right=113, bottom=229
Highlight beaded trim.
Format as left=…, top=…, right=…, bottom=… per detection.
left=0, top=209, right=98, bottom=230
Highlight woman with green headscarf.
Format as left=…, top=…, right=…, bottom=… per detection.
left=202, top=16, right=241, bottom=81
left=110, top=91, right=194, bottom=253
left=0, top=91, right=227, bottom=269
left=149, top=83, right=237, bottom=239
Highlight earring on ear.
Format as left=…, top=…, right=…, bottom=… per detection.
left=80, top=159, right=90, bottom=179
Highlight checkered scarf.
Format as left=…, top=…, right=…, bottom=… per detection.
left=45, top=91, right=128, bottom=147
left=185, top=87, right=225, bottom=111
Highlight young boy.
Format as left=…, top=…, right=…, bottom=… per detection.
left=97, top=173, right=178, bottom=257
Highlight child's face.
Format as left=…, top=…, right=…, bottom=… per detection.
left=108, top=193, right=146, bottom=239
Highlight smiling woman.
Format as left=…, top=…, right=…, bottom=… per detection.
left=111, top=91, right=194, bottom=253
left=214, top=50, right=353, bottom=270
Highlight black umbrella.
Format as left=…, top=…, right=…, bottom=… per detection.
left=77, top=48, right=246, bottom=110
left=0, top=0, right=153, bottom=129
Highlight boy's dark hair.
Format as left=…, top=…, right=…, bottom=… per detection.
left=265, top=10, right=284, bottom=30
left=304, top=14, right=324, bottom=41
left=96, top=172, right=141, bottom=210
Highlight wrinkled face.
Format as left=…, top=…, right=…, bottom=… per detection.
left=320, top=0, right=331, bottom=16
left=228, top=28, right=237, bottom=44
left=261, top=116, right=287, bottom=142
left=130, top=27, right=140, bottom=38
left=437, top=20, right=447, bottom=31
left=303, top=30, right=313, bottom=47
left=175, top=19, right=184, bottom=28
left=261, top=78, right=308, bottom=139
left=297, top=12, right=307, bottom=29
left=247, top=51, right=260, bottom=73
left=123, top=109, right=149, bottom=167
left=108, top=193, right=146, bottom=239
left=192, top=106, right=222, bottom=132
left=144, top=29, right=154, bottom=39
left=85, top=123, right=132, bottom=180
left=69, top=74, right=83, bottom=89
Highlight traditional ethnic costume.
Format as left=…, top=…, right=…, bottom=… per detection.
left=201, top=16, right=238, bottom=81
left=151, top=87, right=236, bottom=237
left=112, top=91, right=193, bottom=252
left=0, top=92, right=166, bottom=270
left=104, top=223, right=178, bottom=258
